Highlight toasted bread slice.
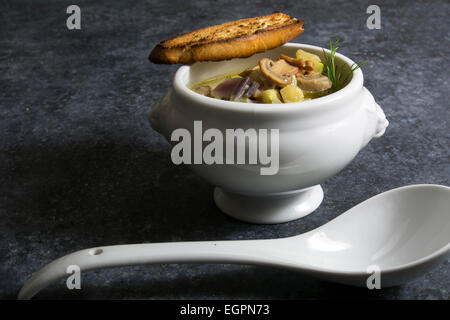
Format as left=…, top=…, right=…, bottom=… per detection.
left=149, top=12, right=304, bottom=64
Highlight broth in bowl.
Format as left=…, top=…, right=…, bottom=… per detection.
left=191, top=49, right=332, bottom=104
left=190, top=40, right=366, bottom=105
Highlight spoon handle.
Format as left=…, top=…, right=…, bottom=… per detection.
left=18, top=239, right=282, bottom=299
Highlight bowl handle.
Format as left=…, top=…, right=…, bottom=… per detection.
left=372, top=102, right=389, bottom=138
left=361, top=87, right=389, bottom=147
left=148, top=88, right=173, bottom=135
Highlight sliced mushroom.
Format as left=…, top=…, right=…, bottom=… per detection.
left=279, top=53, right=305, bottom=68
left=258, top=73, right=277, bottom=90
left=296, top=72, right=332, bottom=92
left=239, top=65, right=259, bottom=78
left=259, top=58, right=299, bottom=86
left=304, top=60, right=315, bottom=73
left=239, top=65, right=270, bottom=88
left=194, top=85, right=211, bottom=96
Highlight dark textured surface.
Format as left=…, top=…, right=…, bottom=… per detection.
left=1, top=0, right=449, bottom=299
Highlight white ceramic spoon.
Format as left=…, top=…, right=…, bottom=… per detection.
left=18, top=184, right=450, bottom=299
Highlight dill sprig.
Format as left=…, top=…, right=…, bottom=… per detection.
left=322, top=39, right=368, bottom=92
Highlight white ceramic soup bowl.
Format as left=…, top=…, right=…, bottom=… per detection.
left=149, top=43, right=388, bottom=224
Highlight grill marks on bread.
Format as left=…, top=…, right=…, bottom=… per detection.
left=149, top=12, right=304, bottom=64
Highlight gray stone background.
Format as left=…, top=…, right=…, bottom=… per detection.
left=1, top=0, right=448, bottom=299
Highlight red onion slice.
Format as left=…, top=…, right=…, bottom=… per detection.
left=244, top=81, right=260, bottom=98
left=231, top=77, right=250, bottom=101
left=211, top=78, right=243, bottom=100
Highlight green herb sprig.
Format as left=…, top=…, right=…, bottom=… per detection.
left=322, top=39, right=368, bottom=92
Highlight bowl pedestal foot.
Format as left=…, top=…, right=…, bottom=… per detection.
left=213, top=185, right=324, bottom=224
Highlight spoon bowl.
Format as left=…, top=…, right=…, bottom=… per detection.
left=276, top=184, right=450, bottom=286
left=18, top=184, right=450, bottom=299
